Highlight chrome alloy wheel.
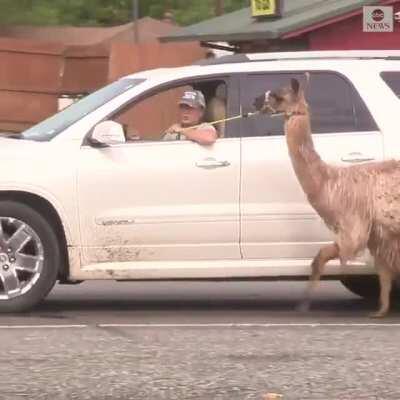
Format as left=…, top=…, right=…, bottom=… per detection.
left=0, top=217, right=44, bottom=300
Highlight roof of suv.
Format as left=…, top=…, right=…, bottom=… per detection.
left=195, top=50, right=400, bottom=65
left=126, top=50, right=400, bottom=81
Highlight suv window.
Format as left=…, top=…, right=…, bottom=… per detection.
left=241, top=72, right=377, bottom=137
left=22, top=78, right=145, bottom=141
left=107, top=78, right=239, bottom=142
left=381, top=72, right=400, bottom=97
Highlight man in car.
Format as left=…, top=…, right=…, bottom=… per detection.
left=162, top=90, right=218, bottom=145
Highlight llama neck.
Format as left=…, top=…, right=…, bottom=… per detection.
left=285, top=111, right=328, bottom=199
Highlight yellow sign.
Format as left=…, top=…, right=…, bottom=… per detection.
left=251, top=0, right=280, bottom=17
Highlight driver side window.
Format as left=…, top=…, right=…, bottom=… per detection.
left=109, top=79, right=229, bottom=142
left=114, top=86, right=187, bottom=141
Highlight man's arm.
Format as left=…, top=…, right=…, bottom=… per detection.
left=183, top=124, right=218, bottom=145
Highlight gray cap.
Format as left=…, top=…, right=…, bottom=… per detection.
left=179, top=90, right=206, bottom=109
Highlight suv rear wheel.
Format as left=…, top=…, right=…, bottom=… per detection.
left=0, top=200, right=60, bottom=313
left=341, top=276, right=400, bottom=301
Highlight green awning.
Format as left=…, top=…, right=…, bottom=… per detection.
left=161, top=0, right=381, bottom=43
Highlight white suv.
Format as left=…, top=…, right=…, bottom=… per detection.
left=1, top=50, right=400, bottom=312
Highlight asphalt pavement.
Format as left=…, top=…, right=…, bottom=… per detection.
left=1, top=280, right=400, bottom=400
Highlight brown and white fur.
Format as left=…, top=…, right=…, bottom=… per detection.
left=254, top=78, right=400, bottom=317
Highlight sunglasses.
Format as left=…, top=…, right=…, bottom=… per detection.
left=179, top=103, right=199, bottom=110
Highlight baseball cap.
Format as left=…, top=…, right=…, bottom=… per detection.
left=178, top=90, right=206, bottom=109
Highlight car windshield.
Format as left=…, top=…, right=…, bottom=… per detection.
left=21, top=78, right=145, bottom=141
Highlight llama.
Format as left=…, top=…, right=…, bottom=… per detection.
left=254, top=78, right=400, bottom=317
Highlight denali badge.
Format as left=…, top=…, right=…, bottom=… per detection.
left=95, top=218, right=136, bottom=226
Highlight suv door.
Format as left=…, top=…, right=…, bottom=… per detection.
left=239, top=71, right=383, bottom=260
left=77, top=76, right=242, bottom=268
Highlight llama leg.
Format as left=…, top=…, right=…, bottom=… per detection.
left=297, top=242, right=339, bottom=312
left=370, top=264, right=393, bottom=318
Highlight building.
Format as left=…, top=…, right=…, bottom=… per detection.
left=161, top=0, right=400, bottom=53
left=0, top=18, right=206, bottom=133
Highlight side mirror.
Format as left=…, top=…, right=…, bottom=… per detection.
left=89, top=121, right=126, bottom=147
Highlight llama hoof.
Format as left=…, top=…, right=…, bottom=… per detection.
left=369, top=310, right=388, bottom=319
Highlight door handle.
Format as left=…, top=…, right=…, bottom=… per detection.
left=341, top=152, right=375, bottom=163
left=195, top=157, right=230, bottom=169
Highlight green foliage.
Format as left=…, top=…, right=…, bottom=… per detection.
left=0, top=0, right=249, bottom=26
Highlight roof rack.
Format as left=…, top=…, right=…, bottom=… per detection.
left=194, top=54, right=249, bottom=65
left=195, top=51, right=400, bottom=66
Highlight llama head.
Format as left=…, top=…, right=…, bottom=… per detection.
left=253, top=78, right=306, bottom=115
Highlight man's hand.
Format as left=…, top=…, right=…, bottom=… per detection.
left=163, top=122, right=217, bottom=145
left=164, top=123, right=182, bottom=135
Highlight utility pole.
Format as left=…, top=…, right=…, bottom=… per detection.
left=215, top=0, right=224, bottom=16
left=133, top=0, right=140, bottom=43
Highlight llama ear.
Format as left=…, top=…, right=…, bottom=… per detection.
left=291, top=78, right=300, bottom=95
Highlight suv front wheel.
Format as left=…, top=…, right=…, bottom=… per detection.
left=0, top=200, right=60, bottom=313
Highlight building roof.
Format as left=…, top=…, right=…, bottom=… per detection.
left=0, top=17, right=177, bottom=46
left=161, top=0, right=394, bottom=43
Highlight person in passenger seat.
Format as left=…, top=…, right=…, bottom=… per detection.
left=205, top=84, right=227, bottom=138
left=162, top=90, right=218, bottom=145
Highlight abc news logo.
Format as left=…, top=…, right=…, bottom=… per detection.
left=363, top=6, right=394, bottom=32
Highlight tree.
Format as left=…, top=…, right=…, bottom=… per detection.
left=0, top=0, right=249, bottom=26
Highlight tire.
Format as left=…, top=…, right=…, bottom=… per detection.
left=0, top=200, right=60, bottom=313
left=341, top=276, right=400, bottom=301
